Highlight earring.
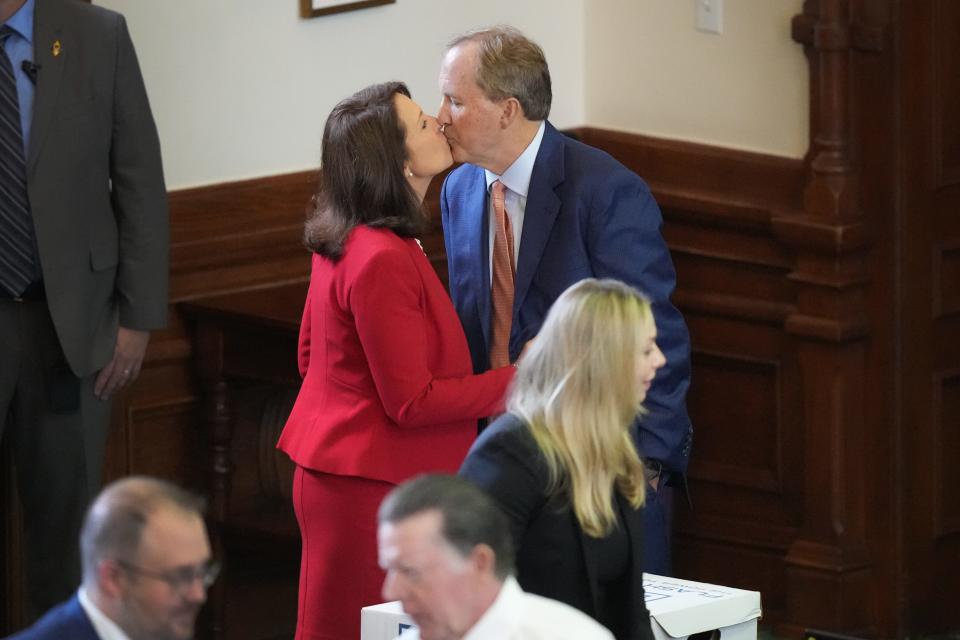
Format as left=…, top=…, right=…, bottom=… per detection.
left=405, top=167, right=414, bottom=178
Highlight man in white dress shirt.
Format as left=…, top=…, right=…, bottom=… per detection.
left=377, top=475, right=614, bottom=640
left=7, top=477, right=217, bottom=640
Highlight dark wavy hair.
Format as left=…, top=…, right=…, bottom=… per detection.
left=305, top=81, right=426, bottom=259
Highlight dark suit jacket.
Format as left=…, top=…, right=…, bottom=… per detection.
left=440, top=122, right=691, bottom=475
left=459, top=413, right=654, bottom=640
left=277, top=226, right=513, bottom=485
left=6, top=595, right=99, bottom=640
left=28, top=0, right=168, bottom=376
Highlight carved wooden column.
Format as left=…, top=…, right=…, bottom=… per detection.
left=194, top=319, right=234, bottom=640
left=772, top=0, right=876, bottom=634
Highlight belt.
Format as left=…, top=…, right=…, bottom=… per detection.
left=0, top=280, right=46, bottom=302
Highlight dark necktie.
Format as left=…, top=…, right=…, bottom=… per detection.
left=0, top=25, right=36, bottom=297
left=490, top=180, right=515, bottom=369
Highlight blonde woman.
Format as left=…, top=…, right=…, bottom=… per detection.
left=459, top=278, right=665, bottom=640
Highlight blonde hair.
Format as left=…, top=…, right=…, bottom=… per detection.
left=507, top=279, right=654, bottom=537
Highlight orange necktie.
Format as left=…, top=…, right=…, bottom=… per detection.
left=490, top=180, right=515, bottom=369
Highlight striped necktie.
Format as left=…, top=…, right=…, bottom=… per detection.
left=0, top=25, right=36, bottom=297
left=489, top=180, right=515, bottom=369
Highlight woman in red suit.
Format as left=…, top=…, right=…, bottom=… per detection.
left=277, top=82, right=514, bottom=640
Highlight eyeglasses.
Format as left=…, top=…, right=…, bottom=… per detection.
left=117, top=559, right=221, bottom=593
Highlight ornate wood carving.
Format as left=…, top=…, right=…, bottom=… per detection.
left=776, top=0, right=879, bottom=635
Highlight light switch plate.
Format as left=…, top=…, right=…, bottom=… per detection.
left=696, top=0, right=723, bottom=34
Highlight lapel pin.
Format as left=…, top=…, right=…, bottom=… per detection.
left=52, top=40, right=61, bottom=57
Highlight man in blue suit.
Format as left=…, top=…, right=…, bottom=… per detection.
left=437, top=26, right=693, bottom=576
left=7, top=477, right=216, bottom=640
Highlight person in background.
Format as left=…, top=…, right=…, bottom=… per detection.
left=378, top=474, right=615, bottom=640
left=277, top=82, right=514, bottom=640
left=7, top=477, right=215, bottom=640
left=460, top=278, right=663, bottom=639
left=437, top=25, right=691, bottom=575
left=0, top=0, right=168, bottom=617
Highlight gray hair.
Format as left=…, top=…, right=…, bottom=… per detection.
left=447, top=25, right=552, bottom=121
left=379, top=474, right=515, bottom=580
left=80, top=476, right=206, bottom=586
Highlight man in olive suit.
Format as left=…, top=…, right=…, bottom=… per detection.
left=0, top=0, right=168, bottom=616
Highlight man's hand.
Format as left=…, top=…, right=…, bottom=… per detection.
left=94, top=327, right=150, bottom=400
left=645, top=460, right=664, bottom=492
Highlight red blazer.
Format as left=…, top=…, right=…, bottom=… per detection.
left=278, top=226, right=513, bottom=484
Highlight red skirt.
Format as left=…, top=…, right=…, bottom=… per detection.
left=293, top=466, right=394, bottom=640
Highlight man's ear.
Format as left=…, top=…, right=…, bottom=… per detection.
left=97, top=559, right=126, bottom=598
left=469, top=544, right=497, bottom=575
left=499, top=98, right=523, bottom=129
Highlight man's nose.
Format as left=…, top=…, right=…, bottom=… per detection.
left=382, top=572, right=402, bottom=601
left=437, top=99, right=450, bottom=124
left=184, top=575, right=208, bottom=604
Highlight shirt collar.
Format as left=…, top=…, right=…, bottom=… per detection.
left=485, top=121, right=546, bottom=197
left=4, top=0, right=35, bottom=43
left=78, top=587, right=133, bottom=640
left=462, top=576, right=524, bottom=640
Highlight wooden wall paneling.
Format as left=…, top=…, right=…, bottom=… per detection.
left=932, top=371, right=960, bottom=539
left=573, top=127, right=807, bottom=628
left=167, top=171, right=316, bottom=302
left=901, top=0, right=960, bottom=632
left=847, top=0, right=901, bottom=636
left=932, top=0, right=960, bottom=188
left=932, top=244, right=960, bottom=317
left=777, top=0, right=882, bottom=635
left=573, top=128, right=805, bottom=211
left=676, top=311, right=803, bottom=626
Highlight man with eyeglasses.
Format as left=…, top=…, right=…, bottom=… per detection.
left=6, top=477, right=217, bottom=640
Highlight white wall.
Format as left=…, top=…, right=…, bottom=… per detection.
left=97, top=0, right=586, bottom=189
left=584, top=0, right=808, bottom=158
left=98, top=0, right=808, bottom=188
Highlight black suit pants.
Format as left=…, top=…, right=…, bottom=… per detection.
left=0, top=298, right=110, bottom=618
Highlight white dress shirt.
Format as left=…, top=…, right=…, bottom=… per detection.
left=78, top=588, right=131, bottom=640
left=484, top=122, right=546, bottom=284
left=399, top=576, right=614, bottom=640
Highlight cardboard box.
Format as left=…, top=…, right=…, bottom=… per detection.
left=361, top=575, right=762, bottom=640
left=360, top=601, right=416, bottom=640
left=643, top=574, right=762, bottom=640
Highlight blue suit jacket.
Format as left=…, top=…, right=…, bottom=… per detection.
left=440, top=122, right=693, bottom=474
left=6, top=595, right=99, bottom=640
